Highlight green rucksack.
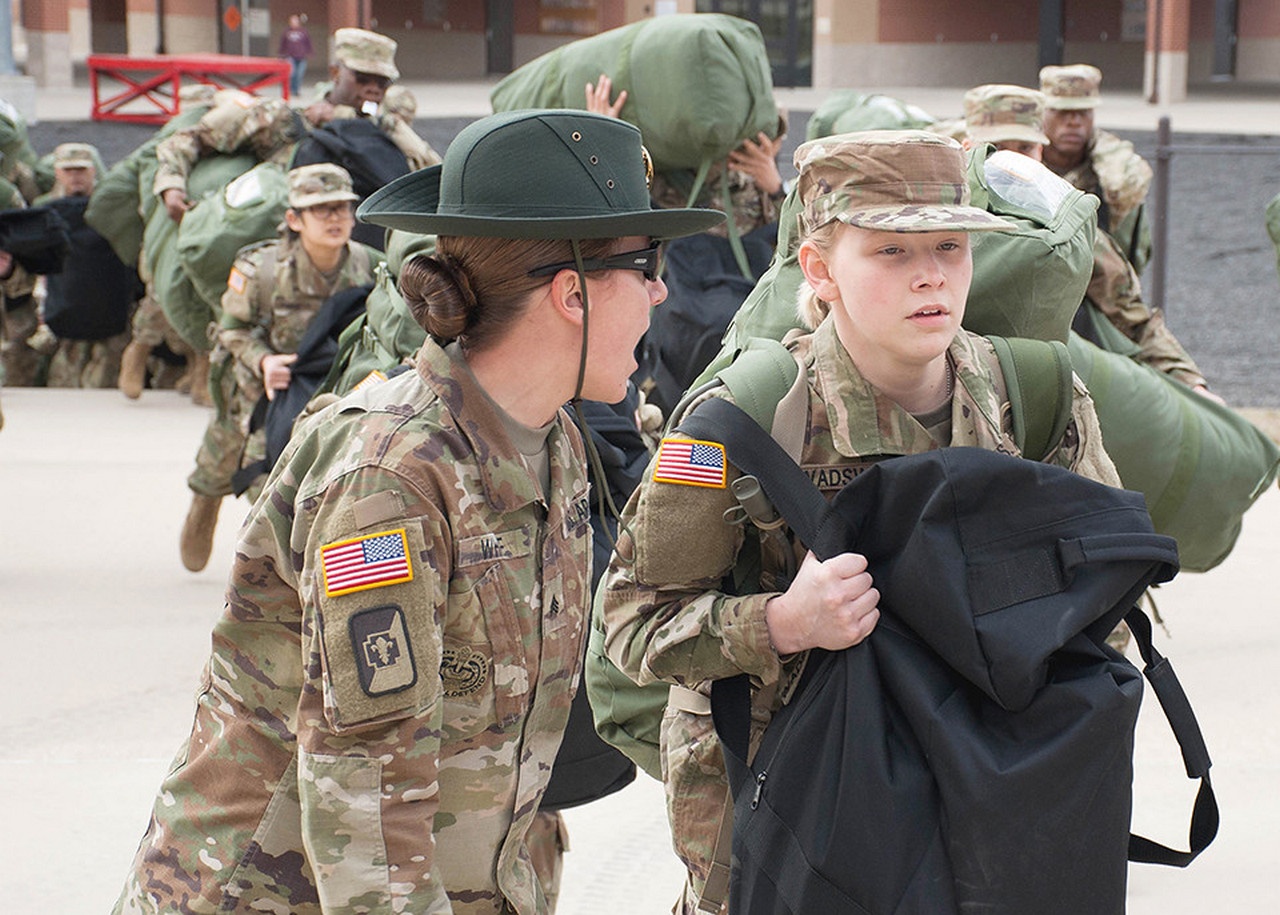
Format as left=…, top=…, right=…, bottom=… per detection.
left=84, top=104, right=214, bottom=267
left=176, top=161, right=290, bottom=312
left=490, top=13, right=778, bottom=177
left=1070, top=305, right=1280, bottom=573
left=587, top=334, right=1074, bottom=779
left=143, top=152, right=260, bottom=352
left=320, top=229, right=436, bottom=396
left=804, top=89, right=937, bottom=141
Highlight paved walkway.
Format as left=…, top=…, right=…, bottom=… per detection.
left=1, top=387, right=1277, bottom=912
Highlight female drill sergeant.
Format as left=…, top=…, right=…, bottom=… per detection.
left=598, top=130, right=1121, bottom=914
left=113, top=109, right=722, bottom=914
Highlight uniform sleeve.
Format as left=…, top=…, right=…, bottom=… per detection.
left=293, top=463, right=455, bottom=913
left=1050, top=374, right=1123, bottom=488
left=381, top=117, right=443, bottom=172
left=217, top=250, right=274, bottom=377
left=1087, top=232, right=1207, bottom=388
left=153, top=126, right=208, bottom=197
left=600, top=427, right=785, bottom=692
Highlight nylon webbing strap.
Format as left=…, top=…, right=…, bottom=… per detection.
left=1124, top=607, right=1219, bottom=866
left=678, top=397, right=851, bottom=561
left=988, top=335, right=1074, bottom=462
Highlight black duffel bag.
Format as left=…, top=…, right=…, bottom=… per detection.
left=41, top=195, right=141, bottom=340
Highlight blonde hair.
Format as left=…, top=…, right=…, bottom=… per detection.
left=796, top=221, right=841, bottom=330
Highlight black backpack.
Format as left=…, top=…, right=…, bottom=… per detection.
left=633, top=222, right=776, bottom=418
left=679, top=399, right=1218, bottom=915
left=41, top=196, right=141, bottom=340
left=290, top=118, right=411, bottom=251
left=0, top=204, right=70, bottom=275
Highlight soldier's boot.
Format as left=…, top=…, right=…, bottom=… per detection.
left=118, top=340, right=151, bottom=400
left=188, top=352, right=213, bottom=407
left=180, top=493, right=222, bottom=572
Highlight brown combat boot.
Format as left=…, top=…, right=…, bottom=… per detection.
left=180, top=493, right=223, bottom=572
left=118, top=340, right=151, bottom=400
left=188, top=351, right=213, bottom=407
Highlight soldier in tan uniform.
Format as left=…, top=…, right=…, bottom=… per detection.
left=1040, top=64, right=1153, bottom=272
left=180, top=164, right=383, bottom=572
left=599, top=131, right=1122, bottom=915
left=962, top=82, right=1221, bottom=401
left=113, top=108, right=721, bottom=914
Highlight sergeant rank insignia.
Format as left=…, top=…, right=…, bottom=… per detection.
left=321, top=529, right=413, bottom=597
left=653, top=438, right=727, bottom=488
left=348, top=604, right=417, bottom=696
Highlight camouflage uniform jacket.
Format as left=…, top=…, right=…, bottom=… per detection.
left=1087, top=230, right=1207, bottom=388
left=1060, top=128, right=1152, bottom=266
left=599, top=321, right=1119, bottom=907
left=153, top=96, right=300, bottom=198
left=216, top=235, right=382, bottom=409
left=651, top=164, right=782, bottom=239
left=115, top=337, right=594, bottom=915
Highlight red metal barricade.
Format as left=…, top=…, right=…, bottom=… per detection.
left=88, top=54, right=291, bottom=124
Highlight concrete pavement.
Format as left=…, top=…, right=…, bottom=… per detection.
left=1, top=387, right=1278, bottom=912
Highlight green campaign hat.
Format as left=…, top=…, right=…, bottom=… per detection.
left=357, top=109, right=725, bottom=240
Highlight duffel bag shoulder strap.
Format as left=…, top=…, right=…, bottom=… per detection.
left=1124, top=607, right=1220, bottom=867
left=988, top=334, right=1074, bottom=462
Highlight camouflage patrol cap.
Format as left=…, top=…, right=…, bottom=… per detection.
left=963, top=84, right=1050, bottom=146
left=358, top=109, right=723, bottom=240
left=288, top=163, right=359, bottom=209
left=1039, top=64, right=1103, bottom=110
left=333, top=28, right=399, bottom=81
left=795, top=130, right=1012, bottom=234
left=53, top=142, right=97, bottom=169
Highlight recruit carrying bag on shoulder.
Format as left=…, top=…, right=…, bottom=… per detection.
left=490, top=13, right=778, bottom=177
left=586, top=333, right=1074, bottom=783
left=680, top=400, right=1216, bottom=915
left=41, top=196, right=141, bottom=340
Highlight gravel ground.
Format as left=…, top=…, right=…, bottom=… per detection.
left=28, top=116, right=1280, bottom=408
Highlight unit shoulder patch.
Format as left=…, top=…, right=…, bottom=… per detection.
left=348, top=604, right=417, bottom=696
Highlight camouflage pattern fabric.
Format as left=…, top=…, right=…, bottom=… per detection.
left=1086, top=230, right=1206, bottom=388
left=115, top=337, right=592, bottom=914
left=333, top=27, right=400, bottom=80
left=188, top=235, right=381, bottom=498
left=794, top=131, right=1013, bottom=234
left=962, top=84, right=1050, bottom=146
left=153, top=96, right=301, bottom=199
left=1039, top=64, right=1102, bottom=110
left=1059, top=128, right=1152, bottom=267
left=43, top=328, right=131, bottom=388
left=1, top=296, right=39, bottom=386
left=599, top=321, right=1119, bottom=913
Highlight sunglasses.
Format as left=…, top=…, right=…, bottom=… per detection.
left=528, top=242, right=664, bottom=282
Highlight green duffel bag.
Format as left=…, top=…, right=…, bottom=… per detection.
left=1068, top=320, right=1280, bottom=573
left=490, top=13, right=778, bottom=176
left=324, top=230, right=436, bottom=396
left=177, top=161, right=289, bottom=312
left=84, top=105, right=213, bottom=266
left=145, top=152, right=260, bottom=352
left=805, top=89, right=936, bottom=141
left=966, top=146, right=1099, bottom=343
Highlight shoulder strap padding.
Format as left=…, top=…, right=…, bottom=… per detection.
left=988, top=335, right=1074, bottom=463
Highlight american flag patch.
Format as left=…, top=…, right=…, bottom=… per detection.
left=227, top=267, right=248, bottom=294
left=321, top=529, right=413, bottom=597
left=353, top=369, right=388, bottom=391
left=653, top=438, right=727, bottom=488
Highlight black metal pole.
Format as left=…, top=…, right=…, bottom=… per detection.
left=1150, top=116, right=1173, bottom=316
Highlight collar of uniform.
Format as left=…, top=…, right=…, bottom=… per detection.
left=413, top=337, right=575, bottom=512
left=809, top=320, right=1012, bottom=457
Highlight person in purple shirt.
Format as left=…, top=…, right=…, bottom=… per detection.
left=278, top=14, right=314, bottom=97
